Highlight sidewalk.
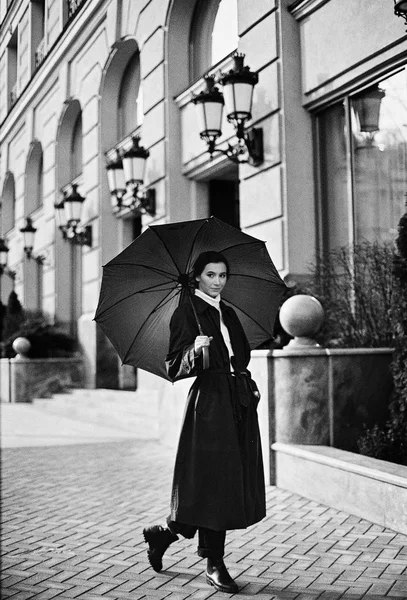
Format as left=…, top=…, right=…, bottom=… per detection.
left=1, top=403, right=407, bottom=599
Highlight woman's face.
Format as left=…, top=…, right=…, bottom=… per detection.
left=196, top=262, right=228, bottom=298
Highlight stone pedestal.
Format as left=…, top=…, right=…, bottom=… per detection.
left=274, top=350, right=329, bottom=444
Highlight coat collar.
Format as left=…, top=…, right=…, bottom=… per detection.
left=192, top=294, right=214, bottom=315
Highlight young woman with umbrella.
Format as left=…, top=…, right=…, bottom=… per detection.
left=143, top=250, right=266, bottom=594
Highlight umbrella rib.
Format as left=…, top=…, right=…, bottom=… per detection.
left=230, top=272, right=285, bottom=284
left=150, top=286, right=182, bottom=314
left=185, top=219, right=210, bottom=273
left=219, top=239, right=266, bottom=255
left=122, top=287, right=181, bottom=364
left=105, top=263, right=176, bottom=281
left=150, top=228, right=186, bottom=276
left=223, top=297, right=275, bottom=339
left=96, top=280, right=180, bottom=320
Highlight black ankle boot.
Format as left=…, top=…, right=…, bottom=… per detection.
left=143, top=525, right=178, bottom=572
left=206, top=558, right=239, bottom=594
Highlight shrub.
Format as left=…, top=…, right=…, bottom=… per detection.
left=2, top=291, right=25, bottom=341
left=1, top=311, right=77, bottom=358
left=357, top=419, right=407, bottom=466
left=300, top=241, right=399, bottom=348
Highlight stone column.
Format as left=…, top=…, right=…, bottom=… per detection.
left=274, top=294, right=330, bottom=445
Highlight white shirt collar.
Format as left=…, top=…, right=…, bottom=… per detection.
left=195, top=288, right=221, bottom=309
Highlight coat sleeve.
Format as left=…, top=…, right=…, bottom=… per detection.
left=165, top=304, right=202, bottom=382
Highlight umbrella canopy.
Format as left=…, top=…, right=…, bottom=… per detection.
left=94, top=216, right=286, bottom=380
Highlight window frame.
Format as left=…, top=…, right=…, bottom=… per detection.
left=314, top=67, right=407, bottom=256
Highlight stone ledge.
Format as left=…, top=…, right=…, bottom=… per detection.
left=271, top=348, right=394, bottom=358
left=272, top=442, right=407, bottom=488
left=272, top=442, right=407, bottom=535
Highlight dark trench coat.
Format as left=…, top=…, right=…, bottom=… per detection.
left=165, top=294, right=266, bottom=532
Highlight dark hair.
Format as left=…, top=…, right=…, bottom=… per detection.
left=192, top=251, right=230, bottom=282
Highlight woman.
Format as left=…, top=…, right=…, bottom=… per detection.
left=143, top=251, right=265, bottom=594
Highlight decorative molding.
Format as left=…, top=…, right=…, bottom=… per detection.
left=302, top=48, right=407, bottom=110
left=105, top=129, right=142, bottom=163
left=175, top=54, right=236, bottom=109
left=289, top=0, right=331, bottom=21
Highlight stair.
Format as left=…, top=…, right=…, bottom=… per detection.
left=32, top=388, right=160, bottom=440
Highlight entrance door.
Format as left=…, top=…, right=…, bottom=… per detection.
left=209, top=178, right=240, bottom=229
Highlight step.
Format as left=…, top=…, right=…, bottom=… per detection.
left=38, top=389, right=160, bottom=417
left=32, top=388, right=160, bottom=437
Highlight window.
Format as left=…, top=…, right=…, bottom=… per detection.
left=317, top=69, right=407, bottom=252
left=68, top=0, right=86, bottom=20
left=71, top=113, right=82, bottom=180
left=190, top=0, right=238, bottom=81
left=118, top=52, right=142, bottom=139
left=1, top=172, right=16, bottom=233
left=32, top=0, right=46, bottom=70
left=7, top=28, right=17, bottom=110
left=25, top=141, right=43, bottom=214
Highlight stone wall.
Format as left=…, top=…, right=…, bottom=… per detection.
left=250, top=347, right=394, bottom=484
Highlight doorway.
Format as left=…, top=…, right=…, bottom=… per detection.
left=206, top=164, right=240, bottom=228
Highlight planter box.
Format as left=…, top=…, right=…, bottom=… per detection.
left=273, top=443, right=407, bottom=536
left=0, top=357, right=86, bottom=403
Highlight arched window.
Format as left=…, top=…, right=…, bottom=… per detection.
left=190, top=0, right=238, bottom=81
left=1, top=172, right=16, bottom=233
left=25, top=140, right=43, bottom=214
left=71, top=113, right=82, bottom=180
left=118, top=52, right=142, bottom=139
left=56, top=99, right=82, bottom=190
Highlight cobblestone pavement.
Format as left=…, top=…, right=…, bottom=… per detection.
left=1, top=439, right=407, bottom=600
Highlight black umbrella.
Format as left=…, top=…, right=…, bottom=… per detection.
left=94, top=216, right=286, bottom=380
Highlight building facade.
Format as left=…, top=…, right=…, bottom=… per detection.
left=0, top=0, right=406, bottom=390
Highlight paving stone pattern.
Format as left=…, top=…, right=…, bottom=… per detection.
left=1, top=440, right=407, bottom=599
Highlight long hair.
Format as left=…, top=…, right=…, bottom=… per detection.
left=192, top=251, right=230, bottom=285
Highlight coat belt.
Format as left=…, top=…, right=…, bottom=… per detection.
left=199, top=368, right=251, bottom=408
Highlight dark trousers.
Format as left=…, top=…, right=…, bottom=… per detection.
left=167, top=517, right=226, bottom=559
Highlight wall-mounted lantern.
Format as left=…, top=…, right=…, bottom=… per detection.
left=192, top=53, right=263, bottom=166
left=105, top=136, right=156, bottom=216
left=54, top=183, right=92, bottom=247
left=394, top=0, right=407, bottom=29
left=19, top=218, right=46, bottom=263
left=353, top=86, right=385, bottom=133
left=106, top=151, right=127, bottom=210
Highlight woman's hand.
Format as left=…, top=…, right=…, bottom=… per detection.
left=194, top=335, right=213, bottom=355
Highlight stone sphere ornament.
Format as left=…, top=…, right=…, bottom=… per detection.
left=12, top=337, right=31, bottom=358
left=279, top=294, right=324, bottom=348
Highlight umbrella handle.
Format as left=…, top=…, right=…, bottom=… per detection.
left=187, top=291, right=209, bottom=370
left=202, top=346, right=209, bottom=369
